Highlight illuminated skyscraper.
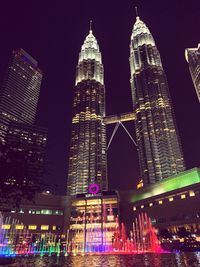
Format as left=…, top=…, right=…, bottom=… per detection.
left=185, top=44, right=200, bottom=102
left=67, top=26, right=107, bottom=196
left=0, top=49, right=47, bottom=183
left=0, top=49, right=43, bottom=141
left=129, top=15, right=185, bottom=186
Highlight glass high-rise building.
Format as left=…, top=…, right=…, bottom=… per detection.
left=129, top=16, right=185, bottom=186
left=67, top=28, right=107, bottom=196
left=0, top=49, right=47, bottom=186
left=185, top=44, right=200, bottom=102
left=0, top=49, right=43, bottom=141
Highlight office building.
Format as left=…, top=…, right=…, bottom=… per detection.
left=67, top=27, right=107, bottom=196
left=0, top=49, right=43, bottom=141
left=0, top=49, right=48, bottom=194
left=129, top=15, right=185, bottom=186
left=185, top=44, right=200, bottom=102
left=5, top=122, right=48, bottom=180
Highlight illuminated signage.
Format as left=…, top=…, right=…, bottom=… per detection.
left=88, top=183, right=100, bottom=195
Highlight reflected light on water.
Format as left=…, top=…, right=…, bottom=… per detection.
left=175, top=253, right=184, bottom=267
left=10, top=253, right=200, bottom=267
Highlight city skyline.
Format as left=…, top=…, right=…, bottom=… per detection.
left=0, top=1, right=199, bottom=194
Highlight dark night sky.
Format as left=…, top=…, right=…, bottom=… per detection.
left=0, top=1, right=199, bottom=195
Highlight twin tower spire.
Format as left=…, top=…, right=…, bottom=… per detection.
left=67, top=12, right=185, bottom=196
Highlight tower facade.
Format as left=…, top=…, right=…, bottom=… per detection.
left=0, top=49, right=43, bottom=141
left=185, top=44, right=200, bottom=102
left=129, top=16, right=185, bottom=186
left=0, top=49, right=47, bottom=185
left=67, top=29, right=107, bottom=196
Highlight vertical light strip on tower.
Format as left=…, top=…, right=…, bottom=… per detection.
left=129, top=14, right=185, bottom=186
left=67, top=25, right=107, bottom=196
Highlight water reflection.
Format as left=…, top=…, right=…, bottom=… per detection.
left=10, top=253, right=200, bottom=267
left=182, top=252, right=200, bottom=267
left=175, top=253, right=184, bottom=267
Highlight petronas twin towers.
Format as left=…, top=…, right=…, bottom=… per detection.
left=67, top=28, right=107, bottom=196
left=67, top=15, right=185, bottom=196
left=130, top=16, right=185, bottom=185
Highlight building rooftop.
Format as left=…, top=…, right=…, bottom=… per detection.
left=120, top=168, right=200, bottom=204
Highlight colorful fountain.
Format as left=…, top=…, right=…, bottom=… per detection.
left=0, top=212, right=63, bottom=257
left=67, top=211, right=164, bottom=254
left=0, top=210, right=164, bottom=256
left=0, top=212, right=16, bottom=256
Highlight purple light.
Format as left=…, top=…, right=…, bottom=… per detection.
left=89, top=183, right=100, bottom=194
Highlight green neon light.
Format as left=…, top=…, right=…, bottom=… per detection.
left=131, top=168, right=200, bottom=203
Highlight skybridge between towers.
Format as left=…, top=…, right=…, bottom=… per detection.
left=103, top=111, right=137, bottom=151
left=103, top=111, right=135, bottom=125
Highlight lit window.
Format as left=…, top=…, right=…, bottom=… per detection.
left=107, top=215, right=114, bottom=221
left=15, top=225, right=24, bottom=230
left=149, top=203, right=153, bottom=207
left=141, top=205, right=144, bottom=209
left=28, top=225, right=37, bottom=230
left=19, top=209, right=24, bottom=214
left=52, top=226, right=56, bottom=231
left=41, top=225, right=49, bottom=230
left=53, top=210, right=63, bottom=215
left=158, top=200, right=163, bottom=205
left=169, top=197, right=174, bottom=202
left=133, top=207, right=136, bottom=211
left=189, top=191, right=195, bottom=197
left=181, top=194, right=186, bottom=199
left=41, top=209, right=52, bottom=215
left=2, top=224, right=11, bottom=230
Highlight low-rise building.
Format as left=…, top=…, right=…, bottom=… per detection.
left=1, top=192, right=71, bottom=237
left=119, top=168, right=200, bottom=236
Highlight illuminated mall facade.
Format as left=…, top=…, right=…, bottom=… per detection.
left=68, top=191, right=119, bottom=252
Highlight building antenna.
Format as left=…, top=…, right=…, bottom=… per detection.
left=135, top=6, right=139, bottom=17
left=90, top=20, right=93, bottom=32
